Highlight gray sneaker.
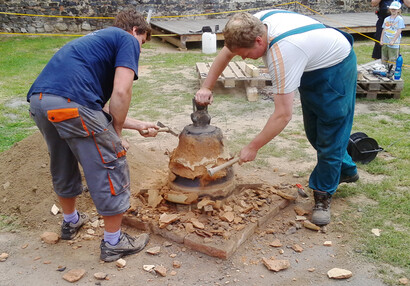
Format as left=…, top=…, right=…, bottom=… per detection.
left=61, top=212, right=89, bottom=240
left=100, top=232, right=149, bottom=262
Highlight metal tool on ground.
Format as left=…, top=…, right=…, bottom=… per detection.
left=207, top=157, right=240, bottom=177
left=295, top=183, right=309, bottom=198
left=141, top=121, right=178, bottom=137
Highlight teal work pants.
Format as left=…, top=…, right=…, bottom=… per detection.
left=299, top=48, right=358, bottom=195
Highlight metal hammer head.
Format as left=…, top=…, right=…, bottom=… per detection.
left=157, top=121, right=178, bottom=137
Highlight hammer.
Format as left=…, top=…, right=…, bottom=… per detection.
left=141, top=121, right=178, bottom=137
left=207, top=157, right=240, bottom=176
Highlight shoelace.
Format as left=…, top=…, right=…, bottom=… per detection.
left=122, top=233, right=136, bottom=247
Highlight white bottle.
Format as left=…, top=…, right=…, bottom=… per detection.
left=202, top=32, right=216, bottom=54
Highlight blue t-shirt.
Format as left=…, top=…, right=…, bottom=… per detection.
left=27, top=27, right=140, bottom=110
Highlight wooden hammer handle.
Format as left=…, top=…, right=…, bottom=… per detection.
left=141, top=127, right=169, bottom=134
left=207, top=157, right=240, bottom=176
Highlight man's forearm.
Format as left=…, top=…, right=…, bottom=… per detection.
left=109, top=67, right=134, bottom=137
left=109, top=92, right=131, bottom=137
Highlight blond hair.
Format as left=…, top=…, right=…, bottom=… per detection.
left=223, top=12, right=265, bottom=50
left=114, top=9, right=151, bottom=40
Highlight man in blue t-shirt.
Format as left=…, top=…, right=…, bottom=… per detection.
left=27, top=9, right=158, bottom=262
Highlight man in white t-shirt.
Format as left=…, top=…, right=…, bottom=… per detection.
left=195, top=10, right=359, bottom=226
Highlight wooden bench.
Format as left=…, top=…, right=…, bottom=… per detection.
left=357, top=60, right=404, bottom=100
left=195, top=61, right=271, bottom=101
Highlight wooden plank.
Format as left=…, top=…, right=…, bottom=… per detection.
left=245, top=86, right=258, bottom=101
left=208, top=62, right=235, bottom=88
left=356, top=90, right=401, bottom=100
left=221, top=64, right=236, bottom=88
left=196, top=62, right=209, bottom=78
left=236, top=61, right=252, bottom=78
left=245, top=64, right=260, bottom=77
left=151, top=28, right=187, bottom=49
left=196, top=62, right=209, bottom=84
left=228, top=62, right=246, bottom=78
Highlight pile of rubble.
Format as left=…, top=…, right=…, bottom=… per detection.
left=121, top=181, right=314, bottom=259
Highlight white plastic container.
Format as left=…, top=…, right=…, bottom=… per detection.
left=202, top=32, right=216, bottom=54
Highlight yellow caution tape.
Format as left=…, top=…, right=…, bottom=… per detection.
left=0, top=1, right=409, bottom=46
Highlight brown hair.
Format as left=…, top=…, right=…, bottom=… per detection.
left=223, top=12, right=265, bottom=50
left=114, top=9, right=152, bottom=40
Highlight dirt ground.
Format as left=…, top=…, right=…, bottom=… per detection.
left=0, top=100, right=393, bottom=286
left=0, top=40, right=399, bottom=285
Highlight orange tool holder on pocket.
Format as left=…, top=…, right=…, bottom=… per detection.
left=47, top=108, right=80, bottom=122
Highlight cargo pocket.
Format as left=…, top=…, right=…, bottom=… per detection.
left=47, top=108, right=90, bottom=139
left=106, top=157, right=130, bottom=196
left=92, top=129, right=125, bottom=164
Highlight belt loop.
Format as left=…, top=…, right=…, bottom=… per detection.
left=39, top=92, right=43, bottom=100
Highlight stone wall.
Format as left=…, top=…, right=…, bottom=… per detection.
left=1, top=0, right=375, bottom=34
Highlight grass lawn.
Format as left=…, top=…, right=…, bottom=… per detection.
left=0, top=31, right=409, bottom=284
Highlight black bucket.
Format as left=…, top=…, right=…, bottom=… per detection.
left=347, top=132, right=383, bottom=164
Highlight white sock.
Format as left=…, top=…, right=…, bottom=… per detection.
left=104, top=229, right=121, bottom=246
left=63, top=210, right=78, bottom=224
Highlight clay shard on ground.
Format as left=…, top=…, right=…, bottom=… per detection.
left=93, top=272, right=107, bottom=280
left=146, top=246, right=161, bottom=255
left=62, top=269, right=86, bottom=282
left=269, top=239, right=282, bottom=247
left=327, top=268, right=353, bottom=279
left=116, top=258, right=126, bottom=268
left=262, top=257, right=291, bottom=272
left=0, top=253, right=9, bottom=262
left=40, top=232, right=59, bottom=244
left=303, top=220, right=321, bottom=231
left=154, top=265, right=167, bottom=277
left=164, top=190, right=198, bottom=204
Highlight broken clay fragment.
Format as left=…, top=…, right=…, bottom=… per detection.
left=190, top=218, right=205, bottom=229
left=159, top=213, right=179, bottom=229
left=164, top=191, right=198, bottom=205
left=62, top=269, right=86, bottom=283
left=94, top=272, right=108, bottom=280
left=303, top=220, right=321, bottom=231
left=292, top=244, right=304, bottom=253
left=269, top=239, right=282, bottom=248
left=327, top=268, right=353, bottom=279
left=294, top=205, right=309, bottom=216
left=0, top=253, right=9, bottom=262
left=197, top=197, right=215, bottom=209
left=41, top=232, right=59, bottom=244
left=262, top=257, right=290, bottom=272
left=116, top=258, right=126, bottom=268
left=146, top=246, right=161, bottom=255
left=154, top=265, right=167, bottom=277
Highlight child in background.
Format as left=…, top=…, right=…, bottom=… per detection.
left=380, top=1, right=405, bottom=70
